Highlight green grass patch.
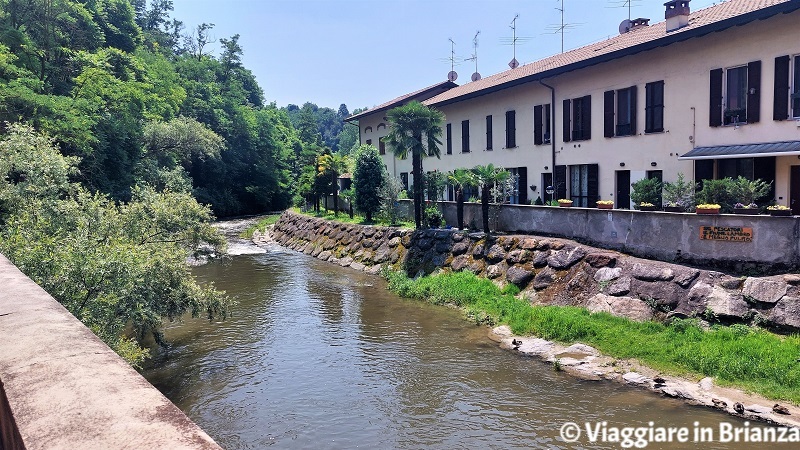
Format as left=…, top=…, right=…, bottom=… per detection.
left=292, top=207, right=414, bottom=228
left=240, top=214, right=282, bottom=239
left=385, top=269, right=800, bottom=403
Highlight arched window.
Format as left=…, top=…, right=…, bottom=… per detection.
left=364, top=126, right=373, bottom=133
left=377, top=123, right=386, bottom=130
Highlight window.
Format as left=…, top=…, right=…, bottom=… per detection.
left=709, top=61, right=760, bottom=127
left=364, top=126, right=373, bottom=133
left=379, top=140, right=386, bottom=155
left=794, top=56, right=800, bottom=118
left=377, top=123, right=386, bottom=130
left=569, top=164, right=598, bottom=207
left=505, top=110, right=516, bottom=148
left=461, top=120, right=470, bottom=153
left=604, top=88, right=637, bottom=137
left=400, top=172, right=409, bottom=191
left=564, top=95, right=591, bottom=142
left=446, top=123, right=452, bottom=155
left=486, top=115, right=493, bottom=150
left=365, top=139, right=372, bottom=146
left=725, top=66, right=747, bottom=125
left=534, top=104, right=551, bottom=145
left=645, top=81, right=664, bottom=133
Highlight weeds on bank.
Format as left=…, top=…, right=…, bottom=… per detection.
left=240, top=214, right=282, bottom=239
left=385, top=270, right=800, bottom=404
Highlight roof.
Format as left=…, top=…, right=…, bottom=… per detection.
left=679, top=140, right=800, bottom=159
left=345, top=80, right=458, bottom=122
left=424, top=0, right=800, bottom=107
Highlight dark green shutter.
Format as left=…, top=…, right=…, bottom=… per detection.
left=517, top=167, right=528, bottom=204
left=774, top=55, right=790, bottom=121
left=554, top=165, right=567, bottom=200
left=709, top=68, right=723, bottom=127
left=587, top=164, right=599, bottom=205
left=629, top=86, right=637, bottom=135
left=747, top=60, right=761, bottom=123
left=582, top=95, right=592, bottom=140
left=562, top=99, right=571, bottom=142
left=604, top=90, right=615, bottom=137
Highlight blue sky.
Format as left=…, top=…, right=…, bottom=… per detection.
left=171, top=0, right=719, bottom=111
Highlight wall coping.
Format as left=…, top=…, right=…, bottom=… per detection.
left=0, top=254, right=221, bottom=450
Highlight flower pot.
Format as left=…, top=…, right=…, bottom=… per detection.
left=638, top=206, right=658, bottom=212
left=558, top=202, right=573, bottom=208
left=696, top=207, right=720, bottom=215
left=769, top=209, right=792, bottom=217
left=733, top=208, right=760, bottom=215
left=597, top=203, right=613, bottom=210
left=663, top=206, right=684, bottom=213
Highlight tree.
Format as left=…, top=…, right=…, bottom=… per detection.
left=472, top=164, right=509, bottom=233
left=353, top=144, right=384, bottom=222
left=630, top=177, right=663, bottom=210
left=447, top=168, right=475, bottom=229
left=0, top=125, right=228, bottom=367
left=384, top=101, right=444, bottom=229
left=317, top=151, right=349, bottom=216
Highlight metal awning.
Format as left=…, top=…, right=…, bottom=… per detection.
left=679, top=140, right=800, bottom=160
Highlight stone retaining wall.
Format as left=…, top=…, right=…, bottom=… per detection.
left=272, top=211, right=800, bottom=332
left=0, top=254, right=221, bottom=450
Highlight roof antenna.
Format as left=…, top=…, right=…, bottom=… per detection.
left=546, top=0, right=582, bottom=53
left=464, top=31, right=481, bottom=81
left=444, top=38, right=458, bottom=82
left=606, top=0, right=642, bottom=21
left=500, top=14, right=530, bottom=69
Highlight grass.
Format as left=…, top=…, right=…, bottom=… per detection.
left=239, top=214, right=282, bottom=239
left=385, top=269, right=800, bottom=404
left=292, top=207, right=414, bottom=228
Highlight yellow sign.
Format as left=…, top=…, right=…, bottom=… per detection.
left=699, top=226, right=753, bottom=242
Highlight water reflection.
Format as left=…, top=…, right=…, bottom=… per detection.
left=142, top=252, right=790, bottom=449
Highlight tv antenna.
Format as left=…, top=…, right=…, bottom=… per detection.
left=441, top=38, right=459, bottom=82
left=463, top=31, right=481, bottom=81
left=500, top=14, right=530, bottom=69
left=606, top=0, right=642, bottom=21
left=546, top=0, right=582, bottom=53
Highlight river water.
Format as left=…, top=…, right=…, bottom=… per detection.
left=142, top=240, right=790, bottom=449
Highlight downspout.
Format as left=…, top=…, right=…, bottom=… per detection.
left=539, top=79, right=557, bottom=200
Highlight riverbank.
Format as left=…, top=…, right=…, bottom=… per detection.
left=263, top=211, right=800, bottom=427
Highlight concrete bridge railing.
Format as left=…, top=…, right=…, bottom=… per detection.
left=0, top=254, right=221, bottom=450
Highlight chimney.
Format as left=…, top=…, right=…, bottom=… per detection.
left=631, top=18, right=650, bottom=29
left=664, top=0, right=690, bottom=32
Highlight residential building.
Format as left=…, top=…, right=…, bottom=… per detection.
left=349, top=0, right=800, bottom=213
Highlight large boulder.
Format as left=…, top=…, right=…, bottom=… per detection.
left=594, top=267, right=622, bottom=282
left=742, top=278, right=787, bottom=304
left=632, top=263, right=674, bottom=282
left=586, top=294, right=654, bottom=321
left=767, top=296, right=800, bottom=329
left=547, top=247, right=587, bottom=270
left=506, top=266, right=534, bottom=287
left=706, top=286, right=749, bottom=318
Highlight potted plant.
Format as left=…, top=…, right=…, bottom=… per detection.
left=638, top=202, right=657, bottom=212
left=662, top=173, right=695, bottom=212
left=696, top=203, right=721, bottom=215
left=733, top=202, right=760, bottom=215
left=596, top=200, right=614, bottom=210
left=767, top=205, right=792, bottom=217
left=731, top=177, right=771, bottom=215
left=631, top=177, right=662, bottom=211
left=558, top=198, right=574, bottom=207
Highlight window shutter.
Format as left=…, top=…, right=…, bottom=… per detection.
left=446, top=123, right=452, bottom=155
left=554, top=165, right=567, bottom=200
left=747, top=60, right=761, bottom=123
left=587, top=164, right=599, bottom=205
left=582, top=95, right=592, bottom=140
left=461, top=120, right=470, bottom=153
left=603, top=90, right=615, bottom=137
left=534, top=105, right=543, bottom=145
left=505, top=110, right=516, bottom=148
left=629, top=85, right=637, bottom=135
left=709, top=68, right=723, bottom=127
left=486, top=115, right=493, bottom=150
left=774, top=55, right=790, bottom=121
left=517, top=167, right=528, bottom=204
left=562, top=99, right=571, bottom=142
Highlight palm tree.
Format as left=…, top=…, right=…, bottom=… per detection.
left=447, top=168, right=476, bottom=230
left=384, top=101, right=445, bottom=229
left=317, top=152, right=350, bottom=216
left=472, top=164, right=510, bottom=233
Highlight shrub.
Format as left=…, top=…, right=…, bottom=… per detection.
left=730, top=176, right=771, bottom=207
left=696, top=178, right=736, bottom=213
left=630, top=177, right=662, bottom=209
left=662, top=173, right=696, bottom=209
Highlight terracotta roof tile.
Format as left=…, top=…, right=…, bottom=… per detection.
left=424, top=0, right=795, bottom=106
left=345, top=80, right=458, bottom=121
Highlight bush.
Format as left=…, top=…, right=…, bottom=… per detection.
left=730, top=176, right=772, bottom=206
left=424, top=205, right=443, bottom=228
left=662, top=173, right=696, bottom=209
left=352, top=145, right=385, bottom=222
left=696, top=178, right=736, bottom=213
left=630, top=177, right=662, bottom=209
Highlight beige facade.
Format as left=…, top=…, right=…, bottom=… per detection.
left=353, top=0, right=800, bottom=212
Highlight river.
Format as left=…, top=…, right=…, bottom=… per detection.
left=142, top=234, right=790, bottom=449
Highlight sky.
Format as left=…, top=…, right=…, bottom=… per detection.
left=170, top=0, right=721, bottom=112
